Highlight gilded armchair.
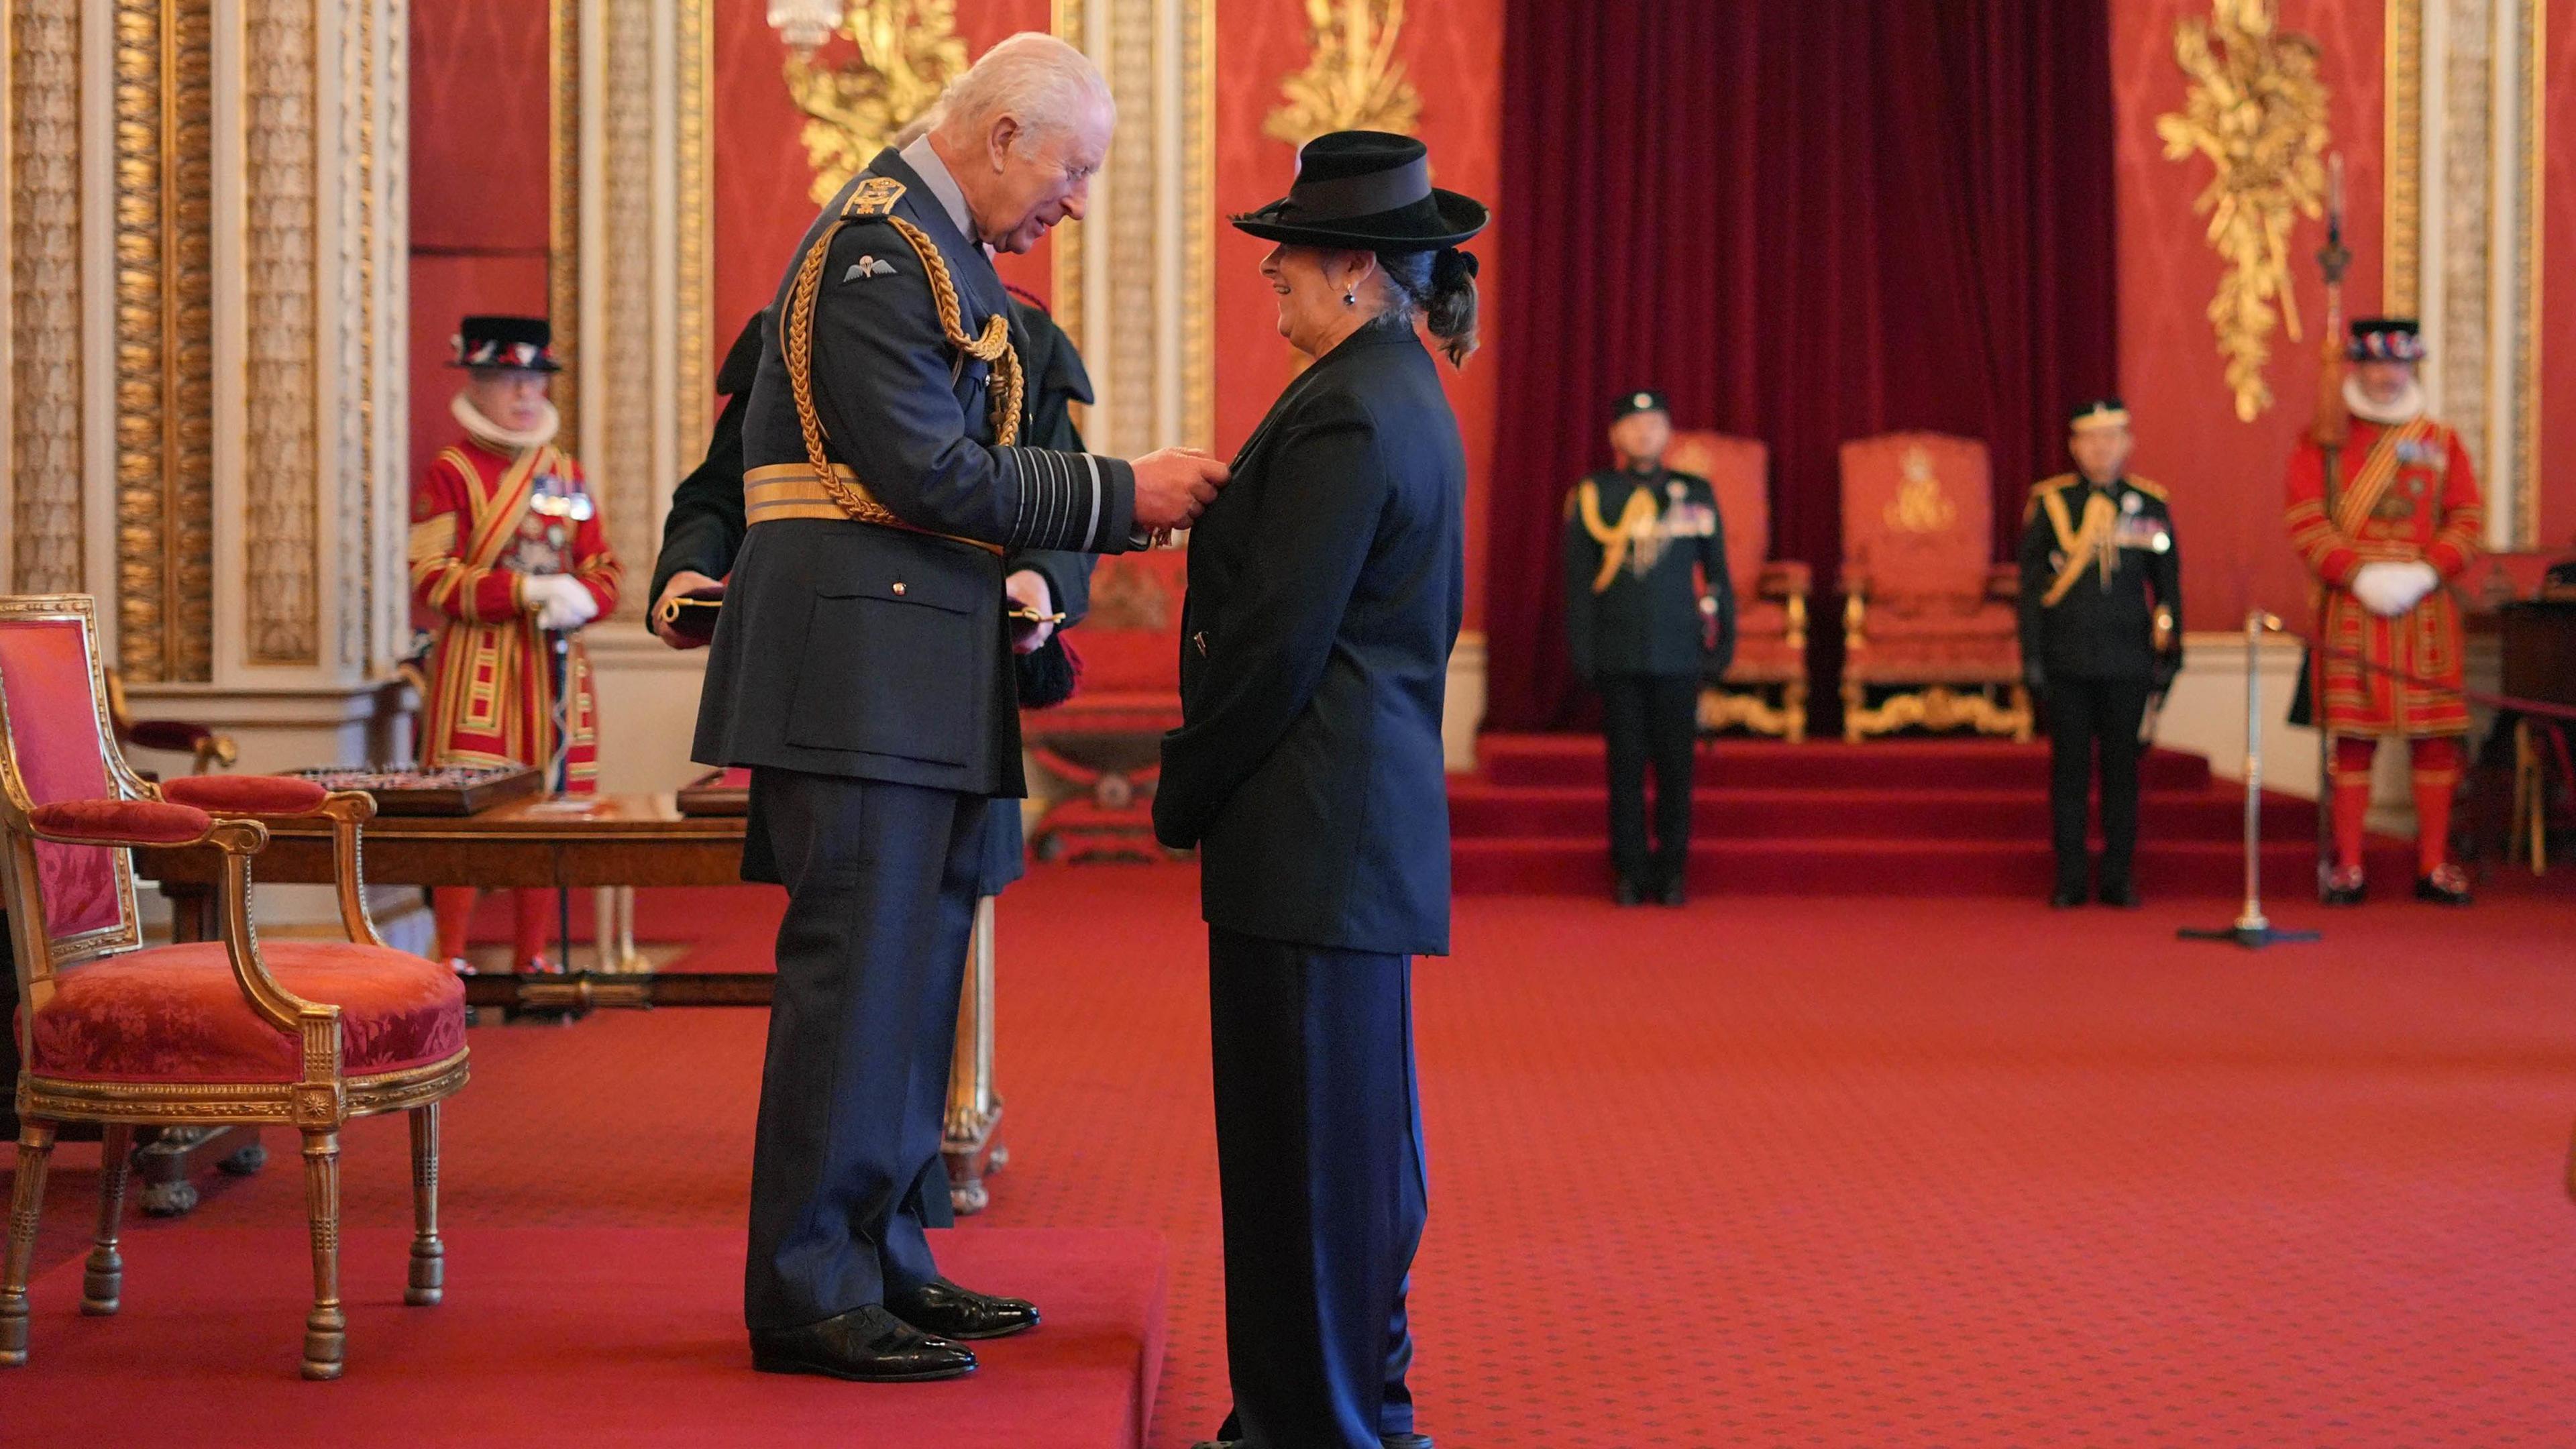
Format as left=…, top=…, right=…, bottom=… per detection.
left=104, top=669, right=239, bottom=775
left=0, top=594, right=468, bottom=1380
left=1666, top=431, right=1811, bottom=742
left=1837, top=433, right=2031, bottom=741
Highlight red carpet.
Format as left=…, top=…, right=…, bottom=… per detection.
left=1452, top=735, right=2418, bottom=895
left=10, top=865, right=2576, bottom=1445
left=4, top=1226, right=1163, bottom=1447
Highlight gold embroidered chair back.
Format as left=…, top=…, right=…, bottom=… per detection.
left=1667, top=432, right=1811, bottom=741
left=1835, top=435, right=2031, bottom=742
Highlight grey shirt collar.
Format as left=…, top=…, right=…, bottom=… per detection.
left=900, top=135, right=978, bottom=248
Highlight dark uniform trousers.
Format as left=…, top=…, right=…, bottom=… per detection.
left=2044, top=677, right=2151, bottom=893
left=1208, top=927, right=1426, bottom=1449
left=742, top=766, right=988, bottom=1330
left=1600, top=673, right=1699, bottom=889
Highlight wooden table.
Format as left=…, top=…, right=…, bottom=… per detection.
left=137, top=794, right=760, bottom=1011
left=131, top=793, right=1013, bottom=1212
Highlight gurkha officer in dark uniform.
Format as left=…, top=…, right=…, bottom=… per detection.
left=2018, top=398, right=2182, bottom=909
left=1564, top=390, right=1733, bottom=906
left=691, top=36, right=1226, bottom=1384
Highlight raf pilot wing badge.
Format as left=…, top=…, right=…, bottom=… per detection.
left=843, top=256, right=897, bottom=282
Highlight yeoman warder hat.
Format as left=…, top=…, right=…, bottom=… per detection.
left=451, top=315, right=562, bottom=372
left=1230, top=131, right=1488, bottom=252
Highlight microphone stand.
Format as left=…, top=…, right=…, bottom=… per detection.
left=2180, top=610, right=2320, bottom=948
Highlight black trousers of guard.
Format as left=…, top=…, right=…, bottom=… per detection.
left=2045, top=676, right=2153, bottom=894
left=1599, top=672, right=1700, bottom=890
left=743, top=766, right=985, bottom=1332
left=1208, top=926, right=1427, bottom=1449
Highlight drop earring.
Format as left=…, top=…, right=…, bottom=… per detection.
left=1342, top=290, right=1355, bottom=307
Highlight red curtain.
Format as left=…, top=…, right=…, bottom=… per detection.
left=1485, top=1, right=2116, bottom=731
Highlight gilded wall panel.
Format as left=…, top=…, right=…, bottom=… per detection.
left=9, top=0, right=84, bottom=594
left=594, top=0, right=657, bottom=619
left=2436, top=0, right=2493, bottom=474
left=246, top=0, right=321, bottom=665
left=115, top=0, right=216, bottom=683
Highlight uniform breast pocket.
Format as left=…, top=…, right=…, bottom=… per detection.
left=784, top=574, right=983, bottom=765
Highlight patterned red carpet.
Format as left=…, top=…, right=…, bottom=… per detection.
left=13, top=864, right=2576, bottom=1446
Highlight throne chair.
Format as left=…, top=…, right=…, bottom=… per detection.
left=1836, top=433, right=2032, bottom=742
left=1664, top=431, right=1811, bottom=742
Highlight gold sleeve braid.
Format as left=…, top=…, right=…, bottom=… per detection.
left=783, top=181, right=1026, bottom=531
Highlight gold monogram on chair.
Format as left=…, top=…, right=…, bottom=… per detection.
left=1882, top=445, right=1960, bottom=535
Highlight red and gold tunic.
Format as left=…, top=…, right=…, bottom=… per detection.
left=409, top=436, right=622, bottom=790
left=2284, top=417, right=2483, bottom=738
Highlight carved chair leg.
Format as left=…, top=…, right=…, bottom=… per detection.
left=300, top=1129, right=345, bottom=1380
left=406, top=1104, right=443, bottom=1306
left=83, top=1124, right=133, bottom=1314
left=3, top=1120, right=60, bottom=1366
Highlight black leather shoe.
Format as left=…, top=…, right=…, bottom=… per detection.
left=1656, top=876, right=1686, bottom=908
left=2414, top=863, right=2473, bottom=906
left=750, top=1305, right=975, bottom=1382
left=885, top=1277, right=1040, bottom=1341
left=2050, top=883, right=2086, bottom=909
left=2098, top=880, right=2141, bottom=909
left=1613, top=877, right=1642, bottom=907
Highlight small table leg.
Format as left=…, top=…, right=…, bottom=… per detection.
left=943, top=896, right=1004, bottom=1215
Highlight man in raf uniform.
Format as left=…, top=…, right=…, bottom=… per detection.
left=1564, top=390, right=1733, bottom=906
left=2286, top=317, right=2483, bottom=906
left=2017, top=398, right=2182, bottom=908
left=692, top=34, right=1225, bottom=1383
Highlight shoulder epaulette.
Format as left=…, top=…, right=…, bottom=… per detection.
left=843, top=175, right=906, bottom=219
left=2126, top=476, right=2167, bottom=500
left=2025, top=473, right=2075, bottom=523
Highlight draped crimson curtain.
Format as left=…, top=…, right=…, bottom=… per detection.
left=1485, top=0, right=2116, bottom=731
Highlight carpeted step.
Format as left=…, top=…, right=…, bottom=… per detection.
left=8, top=1226, right=1167, bottom=1448
left=1447, top=783, right=2315, bottom=842
left=1476, top=734, right=2212, bottom=792
left=1452, top=835, right=2417, bottom=897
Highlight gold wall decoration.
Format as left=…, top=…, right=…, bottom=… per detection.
left=1265, top=0, right=1421, bottom=148
left=596, top=0, right=658, bottom=620
left=784, top=0, right=970, bottom=206
left=2385, top=0, right=2423, bottom=313
left=549, top=0, right=581, bottom=449
left=246, top=0, right=322, bottom=666
left=2155, top=0, right=2330, bottom=423
left=678, top=0, right=713, bottom=447
left=114, top=0, right=217, bottom=683
left=8, top=0, right=85, bottom=595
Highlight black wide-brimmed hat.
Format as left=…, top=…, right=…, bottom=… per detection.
left=2347, top=317, right=2425, bottom=364
left=450, top=315, right=562, bottom=372
left=1231, top=131, right=1487, bottom=251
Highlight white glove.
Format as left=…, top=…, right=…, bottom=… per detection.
left=2350, top=561, right=2439, bottom=617
left=522, top=574, right=600, bottom=633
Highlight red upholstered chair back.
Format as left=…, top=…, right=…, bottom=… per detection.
left=1666, top=431, right=1769, bottom=601
left=1063, top=548, right=1191, bottom=694
left=0, top=595, right=144, bottom=977
left=1839, top=433, right=1993, bottom=605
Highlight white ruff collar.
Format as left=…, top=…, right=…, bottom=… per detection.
left=452, top=391, right=561, bottom=453
left=2343, top=374, right=2425, bottom=428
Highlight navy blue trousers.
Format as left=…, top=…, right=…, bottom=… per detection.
left=1208, top=926, right=1428, bottom=1449
left=743, top=767, right=987, bottom=1331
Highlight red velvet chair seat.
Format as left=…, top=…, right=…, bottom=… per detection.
left=160, top=773, right=330, bottom=815
left=28, top=941, right=466, bottom=1083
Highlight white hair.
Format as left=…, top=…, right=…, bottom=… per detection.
left=928, top=32, right=1112, bottom=150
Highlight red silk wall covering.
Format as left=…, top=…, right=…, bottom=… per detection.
left=2110, top=0, right=2387, bottom=633
left=1214, top=1, right=1505, bottom=633
left=2544, top=0, right=2576, bottom=547
left=407, top=0, right=550, bottom=497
